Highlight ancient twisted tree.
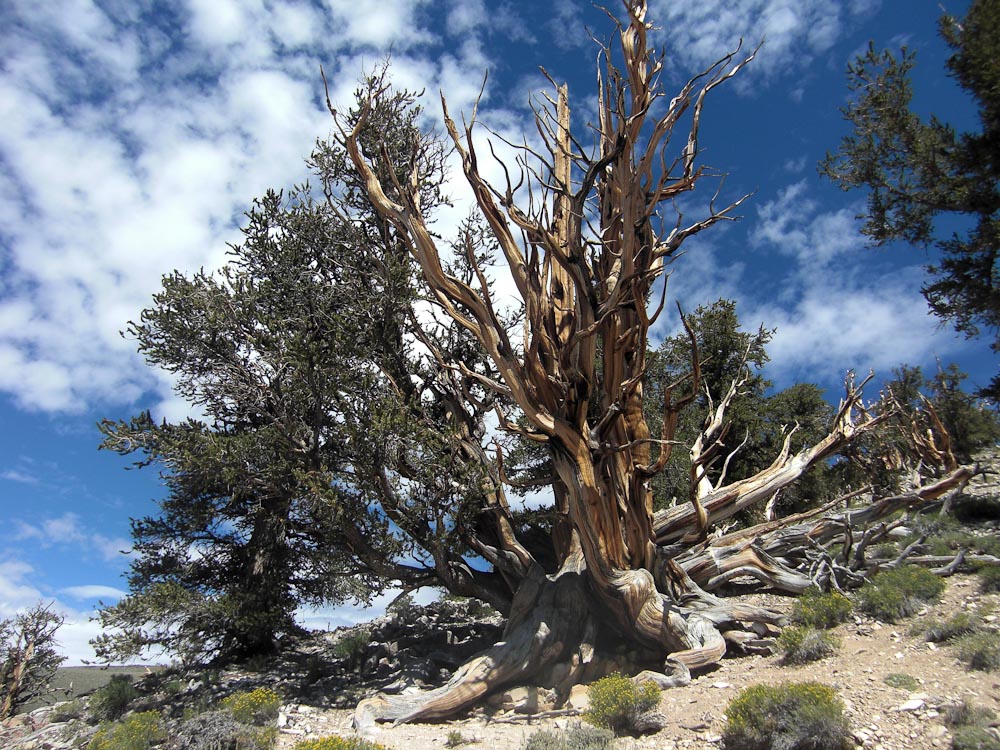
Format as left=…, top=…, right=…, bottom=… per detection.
left=332, top=1, right=975, bottom=724
left=106, top=0, right=979, bottom=721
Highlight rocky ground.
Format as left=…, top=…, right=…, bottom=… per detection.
left=266, top=576, right=1000, bottom=750
left=5, top=464, right=1000, bottom=750
left=4, top=575, right=997, bottom=750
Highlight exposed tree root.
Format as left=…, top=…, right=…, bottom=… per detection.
left=353, top=555, right=786, bottom=726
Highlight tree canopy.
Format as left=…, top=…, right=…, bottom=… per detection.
left=821, top=0, right=1000, bottom=398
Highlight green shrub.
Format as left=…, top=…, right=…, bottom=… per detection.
left=523, top=725, right=614, bottom=750
left=914, top=612, right=983, bottom=643
left=943, top=699, right=996, bottom=728
left=170, top=710, right=276, bottom=750
left=583, top=674, right=661, bottom=736
left=332, top=629, right=371, bottom=661
left=722, top=682, right=852, bottom=750
left=51, top=699, right=85, bottom=723
left=88, top=711, right=164, bottom=750
left=293, top=737, right=389, bottom=750
left=90, top=674, right=138, bottom=722
left=952, top=726, right=1000, bottom=750
left=855, top=566, right=946, bottom=622
left=883, top=673, right=919, bottom=690
left=791, top=589, right=853, bottom=629
left=163, top=679, right=184, bottom=696
left=955, top=631, right=1000, bottom=672
left=869, top=542, right=898, bottom=560
left=779, top=626, right=840, bottom=665
left=220, top=687, right=281, bottom=725
left=445, top=730, right=466, bottom=748
left=977, top=566, right=1000, bottom=594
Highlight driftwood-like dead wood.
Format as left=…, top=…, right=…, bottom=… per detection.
left=675, top=466, right=976, bottom=592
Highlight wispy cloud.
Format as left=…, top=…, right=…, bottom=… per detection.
left=650, top=0, right=878, bottom=87
left=745, top=181, right=963, bottom=384
left=14, top=512, right=132, bottom=563
left=0, top=469, right=38, bottom=484
left=0, top=560, right=45, bottom=610
left=0, top=559, right=139, bottom=666
left=59, top=584, right=127, bottom=602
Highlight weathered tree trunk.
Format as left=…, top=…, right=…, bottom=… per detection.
left=329, top=0, right=942, bottom=725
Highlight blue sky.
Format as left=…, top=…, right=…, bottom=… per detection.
left=0, top=0, right=988, bottom=664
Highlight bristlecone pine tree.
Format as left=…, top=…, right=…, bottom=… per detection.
left=333, top=0, right=976, bottom=724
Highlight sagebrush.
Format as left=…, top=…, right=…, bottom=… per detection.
left=583, top=674, right=660, bottom=736
left=722, top=682, right=852, bottom=750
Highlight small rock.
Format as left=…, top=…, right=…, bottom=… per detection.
left=896, top=699, right=925, bottom=712
left=632, top=710, right=668, bottom=734
left=568, top=684, right=590, bottom=711
left=711, top=681, right=732, bottom=689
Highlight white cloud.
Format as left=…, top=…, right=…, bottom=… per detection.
left=59, top=585, right=128, bottom=602
left=0, top=561, right=106, bottom=666
left=14, top=513, right=133, bottom=563
left=745, top=182, right=963, bottom=384
left=0, top=560, right=44, bottom=612
left=649, top=0, right=875, bottom=86
left=186, top=0, right=253, bottom=47
left=322, top=0, right=435, bottom=49
left=0, top=469, right=38, bottom=484
left=0, top=0, right=513, bottom=417
left=752, top=180, right=858, bottom=270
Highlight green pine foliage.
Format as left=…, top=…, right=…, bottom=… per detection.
left=96, top=71, right=509, bottom=666
left=821, top=0, right=1000, bottom=400
left=644, top=299, right=843, bottom=518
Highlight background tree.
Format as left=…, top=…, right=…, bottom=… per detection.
left=98, top=81, right=525, bottom=664
left=645, top=301, right=842, bottom=520
left=0, top=603, right=65, bottom=719
left=821, top=0, right=1000, bottom=398
left=645, top=299, right=773, bottom=510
